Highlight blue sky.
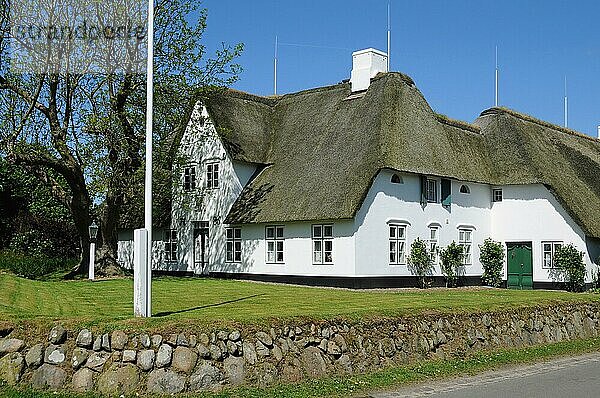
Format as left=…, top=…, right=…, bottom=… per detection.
left=202, top=0, right=599, bottom=137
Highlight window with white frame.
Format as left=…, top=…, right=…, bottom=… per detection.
left=226, top=228, right=241, bottom=262
left=389, top=224, right=407, bottom=265
left=429, top=226, right=439, bottom=264
left=426, top=179, right=438, bottom=202
left=459, top=184, right=470, bottom=194
left=542, top=241, right=563, bottom=268
left=492, top=188, right=503, bottom=202
left=183, top=165, right=196, bottom=191
left=458, top=228, right=473, bottom=265
left=164, top=229, right=177, bottom=262
left=266, top=226, right=284, bottom=263
left=312, top=224, right=333, bottom=264
left=206, top=162, right=219, bottom=189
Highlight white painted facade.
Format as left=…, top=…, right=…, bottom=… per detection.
left=116, top=104, right=599, bottom=286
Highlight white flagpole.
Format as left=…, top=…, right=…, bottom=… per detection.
left=274, top=35, right=278, bottom=95
left=144, top=0, right=154, bottom=317
left=564, top=76, right=568, bottom=128
left=387, top=1, right=391, bottom=71
left=495, top=46, right=498, bottom=107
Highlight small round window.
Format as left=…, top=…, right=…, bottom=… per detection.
left=459, top=184, right=470, bottom=194
left=391, top=174, right=403, bottom=184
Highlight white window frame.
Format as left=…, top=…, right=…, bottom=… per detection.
left=542, top=241, right=563, bottom=269
left=429, top=226, right=439, bottom=264
left=164, top=229, right=177, bottom=262
left=458, top=228, right=473, bottom=265
left=183, top=165, right=196, bottom=191
left=426, top=178, right=438, bottom=203
left=266, top=226, right=285, bottom=264
left=312, top=224, right=333, bottom=264
left=492, top=188, right=503, bottom=202
left=206, top=162, right=220, bottom=189
left=226, top=227, right=242, bottom=263
left=389, top=224, right=407, bottom=265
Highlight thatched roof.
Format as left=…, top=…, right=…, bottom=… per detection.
left=200, top=73, right=600, bottom=238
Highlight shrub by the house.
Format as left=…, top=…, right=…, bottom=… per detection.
left=408, top=238, right=434, bottom=288
left=480, top=238, right=505, bottom=287
left=554, top=244, right=586, bottom=292
left=439, top=242, right=464, bottom=287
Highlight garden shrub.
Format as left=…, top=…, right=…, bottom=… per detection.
left=0, top=250, right=77, bottom=280
left=439, top=242, right=464, bottom=287
left=408, top=238, right=434, bottom=288
left=553, top=244, right=586, bottom=292
left=480, top=238, right=505, bottom=287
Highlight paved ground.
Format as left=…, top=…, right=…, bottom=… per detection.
left=365, top=352, right=600, bottom=398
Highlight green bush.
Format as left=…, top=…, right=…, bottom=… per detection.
left=480, top=238, right=505, bottom=287
left=0, top=250, right=77, bottom=280
left=439, top=242, right=464, bottom=287
left=408, top=238, right=434, bottom=288
left=554, top=244, right=586, bottom=292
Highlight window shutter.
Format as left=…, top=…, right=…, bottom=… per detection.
left=420, top=175, right=428, bottom=208
left=441, top=179, right=452, bottom=209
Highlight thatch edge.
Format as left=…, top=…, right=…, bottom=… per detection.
left=481, top=107, right=600, bottom=144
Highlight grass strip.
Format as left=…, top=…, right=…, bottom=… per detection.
left=2, top=337, right=600, bottom=398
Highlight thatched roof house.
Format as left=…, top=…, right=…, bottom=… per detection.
left=205, top=72, right=600, bottom=239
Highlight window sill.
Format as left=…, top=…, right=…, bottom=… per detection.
left=389, top=263, right=407, bottom=267
left=266, top=262, right=285, bottom=265
left=313, top=263, right=334, bottom=266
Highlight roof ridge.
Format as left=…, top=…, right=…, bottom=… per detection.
left=480, top=107, right=600, bottom=144
left=436, top=113, right=481, bottom=134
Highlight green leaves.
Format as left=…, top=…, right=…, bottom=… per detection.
left=408, top=238, right=434, bottom=288
left=440, top=241, right=464, bottom=287
left=554, top=244, right=586, bottom=292
left=480, top=238, right=504, bottom=287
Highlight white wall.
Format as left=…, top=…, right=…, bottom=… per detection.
left=208, top=220, right=356, bottom=277
left=353, top=169, right=491, bottom=277
left=491, top=184, right=594, bottom=282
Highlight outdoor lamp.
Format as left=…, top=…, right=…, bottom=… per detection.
left=88, top=221, right=98, bottom=281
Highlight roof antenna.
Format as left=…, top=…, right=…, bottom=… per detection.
left=564, top=76, right=568, bottom=128
left=495, top=45, right=499, bottom=107
left=387, top=1, right=391, bottom=71
left=274, top=35, right=278, bottom=95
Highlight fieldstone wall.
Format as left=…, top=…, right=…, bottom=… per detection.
left=1, top=302, right=599, bottom=395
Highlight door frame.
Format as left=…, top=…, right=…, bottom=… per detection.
left=506, top=241, right=533, bottom=290
left=193, top=221, right=209, bottom=274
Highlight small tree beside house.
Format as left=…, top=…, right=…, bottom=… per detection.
left=439, top=242, right=464, bottom=287
left=554, top=244, right=586, bottom=292
left=408, top=238, right=434, bottom=288
left=480, top=238, right=505, bottom=287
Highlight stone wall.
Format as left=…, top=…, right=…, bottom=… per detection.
left=1, top=302, right=599, bottom=395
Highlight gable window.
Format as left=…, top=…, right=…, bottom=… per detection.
left=389, top=224, right=407, bottom=265
left=183, top=166, right=196, bottom=191
left=492, top=189, right=503, bottom=202
left=542, top=242, right=563, bottom=268
left=206, top=162, right=220, bottom=189
left=164, top=229, right=177, bottom=262
left=266, top=226, right=284, bottom=263
left=429, top=226, right=439, bottom=264
left=426, top=179, right=438, bottom=203
left=458, top=228, right=473, bottom=265
left=391, top=174, right=403, bottom=184
left=459, top=185, right=470, bottom=194
left=312, top=224, right=333, bottom=264
left=226, top=227, right=242, bottom=262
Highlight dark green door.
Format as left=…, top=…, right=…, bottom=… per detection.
left=507, top=243, right=533, bottom=290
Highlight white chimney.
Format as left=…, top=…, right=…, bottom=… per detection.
left=597, top=125, right=600, bottom=139
left=350, top=48, right=388, bottom=92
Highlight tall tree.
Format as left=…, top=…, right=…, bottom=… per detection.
left=0, top=0, right=243, bottom=276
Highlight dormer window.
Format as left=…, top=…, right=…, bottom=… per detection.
left=459, top=185, right=470, bottom=194
left=426, top=179, right=437, bottom=202
left=391, top=174, right=403, bottom=184
left=206, top=162, right=219, bottom=189
left=183, top=166, right=196, bottom=191
left=492, top=189, right=503, bottom=202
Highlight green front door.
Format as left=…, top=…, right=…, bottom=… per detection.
left=507, top=243, right=533, bottom=290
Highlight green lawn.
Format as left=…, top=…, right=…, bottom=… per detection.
left=0, top=272, right=597, bottom=331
